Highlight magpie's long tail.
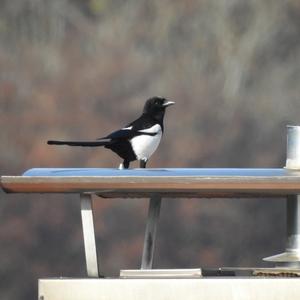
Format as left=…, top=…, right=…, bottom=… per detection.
left=47, top=139, right=111, bottom=147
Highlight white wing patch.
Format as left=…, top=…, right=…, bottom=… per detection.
left=130, top=124, right=162, bottom=161
left=122, top=126, right=133, bottom=130
left=138, top=124, right=161, bottom=134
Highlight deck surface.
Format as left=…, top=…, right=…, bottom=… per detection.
left=2, top=168, right=300, bottom=197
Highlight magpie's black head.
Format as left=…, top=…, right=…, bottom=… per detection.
left=143, top=97, right=175, bottom=121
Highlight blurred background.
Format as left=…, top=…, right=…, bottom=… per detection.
left=1, top=0, right=300, bottom=298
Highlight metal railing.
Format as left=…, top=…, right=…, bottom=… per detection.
left=1, top=126, right=300, bottom=276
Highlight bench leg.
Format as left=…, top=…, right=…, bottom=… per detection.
left=264, top=194, right=300, bottom=266
left=141, top=195, right=162, bottom=269
left=80, top=193, right=99, bottom=277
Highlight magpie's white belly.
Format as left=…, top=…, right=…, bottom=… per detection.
left=130, top=125, right=162, bottom=161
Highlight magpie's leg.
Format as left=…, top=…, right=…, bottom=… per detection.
left=124, top=160, right=130, bottom=169
left=139, top=159, right=147, bottom=168
left=119, top=160, right=130, bottom=169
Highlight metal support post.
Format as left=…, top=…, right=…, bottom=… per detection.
left=141, top=195, right=162, bottom=269
left=264, top=125, right=300, bottom=266
left=287, top=195, right=300, bottom=252
left=80, top=193, right=99, bottom=277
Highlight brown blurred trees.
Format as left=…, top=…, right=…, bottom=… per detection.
left=1, top=0, right=300, bottom=299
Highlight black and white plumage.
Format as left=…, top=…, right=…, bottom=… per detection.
left=47, top=97, right=175, bottom=169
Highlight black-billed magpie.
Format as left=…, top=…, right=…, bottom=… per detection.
left=47, top=97, right=175, bottom=169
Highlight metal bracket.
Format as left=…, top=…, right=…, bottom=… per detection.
left=264, top=126, right=300, bottom=267
left=80, top=193, right=99, bottom=277
left=141, top=195, right=162, bottom=269
left=264, top=195, right=300, bottom=266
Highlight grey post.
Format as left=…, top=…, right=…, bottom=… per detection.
left=264, top=125, right=300, bottom=266
left=141, top=195, right=162, bottom=269
left=80, top=193, right=99, bottom=277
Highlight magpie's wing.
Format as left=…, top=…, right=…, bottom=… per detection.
left=99, top=114, right=159, bottom=142
left=102, top=125, right=156, bottom=142
left=102, top=128, right=138, bottom=141
left=126, top=114, right=160, bottom=131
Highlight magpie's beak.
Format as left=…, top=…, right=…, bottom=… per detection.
left=162, top=101, right=175, bottom=107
